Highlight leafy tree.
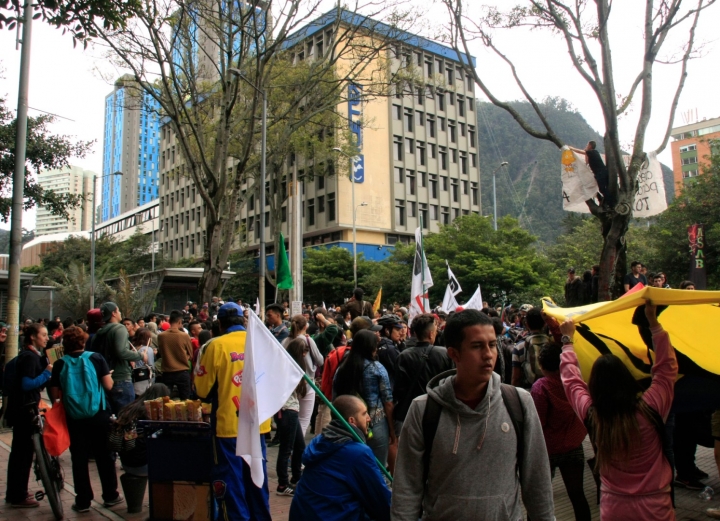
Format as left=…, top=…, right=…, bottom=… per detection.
left=0, top=97, right=91, bottom=220
left=440, top=0, right=715, bottom=300
left=222, top=252, right=260, bottom=304
left=0, top=227, right=34, bottom=254
left=649, top=147, right=720, bottom=288
left=48, top=261, right=114, bottom=319
left=113, top=269, right=159, bottom=319
left=302, top=246, right=374, bottom=307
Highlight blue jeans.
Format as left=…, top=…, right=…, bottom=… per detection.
left=368, top=416, right=389, bottom=467
left=109, top=380, right=135, bottom=415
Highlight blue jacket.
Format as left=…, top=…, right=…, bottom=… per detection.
left=289, top=421, right=391, bottom=521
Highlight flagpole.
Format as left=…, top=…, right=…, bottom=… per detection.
left=419, top=217, right=425, bottom=311
left=301, top=374, right=393, bottom=482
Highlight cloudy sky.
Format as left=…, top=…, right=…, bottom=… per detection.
left=1, top=0, right=718, bottom=229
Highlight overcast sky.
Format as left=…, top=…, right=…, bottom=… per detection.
left=1, top=0, right=718, bottom=230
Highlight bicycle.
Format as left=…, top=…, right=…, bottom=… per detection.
left=29, top=404, right=64, bottom=519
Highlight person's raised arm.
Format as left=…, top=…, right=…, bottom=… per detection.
left=557, top=319, right=592, bottom=421
left=642, top=302, right=678, bottom=419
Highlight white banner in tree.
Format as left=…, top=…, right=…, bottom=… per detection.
left=560, top=147, right=668, bottom=217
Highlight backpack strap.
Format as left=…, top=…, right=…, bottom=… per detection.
left=500, top=383, right=525, bottom=475
left=421, top=395, right=442, bottom=487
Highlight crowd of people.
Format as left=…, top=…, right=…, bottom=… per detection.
left=0, top=278, right=713, bottom=521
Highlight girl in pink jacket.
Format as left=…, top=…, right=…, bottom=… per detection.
left=558, top=303, right=678, bottom=520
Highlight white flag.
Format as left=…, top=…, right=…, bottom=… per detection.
left=440, top=285, right=459, bottom=313
left=464, top=285, right=484, bottom=310
left=560, top=146, right=598, bottom=213
left=236, top=310, right=305, bottom=488
left=624, top=152, right=668, bottom=218
left=254, top=298, right=260, bottom=315
left=446, top=261, right=462, bottom=296
left=409, top=228, right=433, bottom=322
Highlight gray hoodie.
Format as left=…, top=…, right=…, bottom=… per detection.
left=391, top=370, right=555, bottom=521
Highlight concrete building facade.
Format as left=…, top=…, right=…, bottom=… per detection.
left=101, top=75, right=161, bottom=222
left=158, top=10, right=480, bottom=264
left=35, top=165, right=95, bottom=236
left=670, top=116, right=720, bottom=195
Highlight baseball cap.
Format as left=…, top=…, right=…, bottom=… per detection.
left=100, top=302, right=118, bottom=322
left=87, top=308, right=103, bottom=325
left=218, top=302, right=243, bottom=319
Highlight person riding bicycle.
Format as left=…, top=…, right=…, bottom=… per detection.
left=4, top=323, right=53, bottom=508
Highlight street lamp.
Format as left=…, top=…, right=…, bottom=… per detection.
left=228, top=68, right=267, bottom=313
left=491, top=161, right=509, bottom=231
left=332, top=148, right=363, bottom=288
left=90, top=170, right=123, bottom=309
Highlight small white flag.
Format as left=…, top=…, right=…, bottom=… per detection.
left=464, top=285, right=484, bottom=310
left=322, top=301, right=326, bottom=310
left=440, top=285, right=459, bottom=313
left=409, top=228, right=434, bottom=323
left=446, top=261, right=461, bottom=296
left=236, top=310, right=305, bottom=488
left=254, top=298, right=260, bottom=315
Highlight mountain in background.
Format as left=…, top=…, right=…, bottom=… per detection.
left=475, top=99, right=675, bottom=243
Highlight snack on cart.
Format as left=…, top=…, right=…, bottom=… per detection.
left=144, top=398, right=208, bottom=422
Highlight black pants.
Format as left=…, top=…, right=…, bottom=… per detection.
left=674, top=411, right=713, bottom=478
left=275, top=409, right=304, bottom=487
left=67, top=412, right=120, bottom=508
left=5, top=418, right=34, bottom=504
left=163, top=370, right=192, bottom=400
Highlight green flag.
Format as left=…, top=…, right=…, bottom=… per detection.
left=277, top=232, right=294, bottom=290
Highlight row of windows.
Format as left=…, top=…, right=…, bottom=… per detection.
left=681, top=156, right=698, bottom=165
left=679, top=144, right=697, bottom=153
left=394, top=200, right=471, bottom=227
left=682, top=169, right=699, bottom=179
left=394, top=84, right=475, bottom=115
left=393, top=106, right=476, bottom=144
left=393, top=136, right=477, bottom=172
left=394, top=48, right=474, bottom=93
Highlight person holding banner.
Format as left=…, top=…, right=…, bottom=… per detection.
left=570, top=141, right=613, bottom=207
left=558, top=303, right=677, bottom=520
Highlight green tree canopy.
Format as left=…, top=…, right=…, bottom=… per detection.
left=302, top=246, right=374, bottom=307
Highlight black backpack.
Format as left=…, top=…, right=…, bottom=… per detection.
left=421, top=383, right=525, bottom=485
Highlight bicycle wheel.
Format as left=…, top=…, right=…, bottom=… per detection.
left=32, top=433, right=64, bottom=520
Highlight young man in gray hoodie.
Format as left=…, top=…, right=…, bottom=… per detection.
left=391, top=309, right=554, bottom=521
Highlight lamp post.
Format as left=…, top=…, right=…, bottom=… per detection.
left=91, top=171, right=122, bottom=309
left=491, top=161, right=508, bottom=231
left=332, top=148, right=363, bottom=288
left=228, top=68, right=267, bottom=314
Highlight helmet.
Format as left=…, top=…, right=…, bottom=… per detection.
left=376, top=314, right=402, bottom=329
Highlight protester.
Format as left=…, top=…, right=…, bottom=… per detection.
left=333, top=330, right=396, bottom=468
left=570, top=140, right=612, bottom=206
left=511, top=307, right=551, bottom=389
left=275, top=338, right=308, bottom=496
left=531, top=343, right=590, bottom=521
left=289, top=395, right=391, bottom=521
left=376, top=314, right=404, bottom=385
left=157, top=310, right=193, bottom=400
left=195, top=302, right=271, bottom=520
left=315, top=316, right=353, bottom=435
left=339, top=288, right=374, bottom=321
left=624, top=261, right=648, bottom=292
left=283, top=315, right=322, bottom=436
left=559, top=303, right=677, bottom=519
left=266, top=303, right=289, bottom=342
left=4, top=323, right=53, bottom=508
left=565, top=268, right=585, bottom=307
left=48, top=326, right=122, bottom=512
left=131, top=328, right=155, bottom=395
left=311, top=309, right=340, bottom=357
left=679, top=280, right=696, bottom=290
left=392, top=309, right=554, bottom=520
left=90, top=302, right=147, bottom=414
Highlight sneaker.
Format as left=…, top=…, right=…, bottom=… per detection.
left=276, top=485, right=294, bottom=496
left=707, top=507, right=720, bottom=519
left=10, top=497, right=39, bottom=508
left=103, top=495, right=124, bottom=507
left=72, top=504, right=91, bottom=513
left=674, top=476, right=705, bottom=490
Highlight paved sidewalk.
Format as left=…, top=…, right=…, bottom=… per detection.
left=0, top=427, right=718, bottom=520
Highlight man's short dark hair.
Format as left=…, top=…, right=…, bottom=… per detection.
left=481, top=307, right=499, bottom=318
left=47, top=321, right=60, bottom=333
left=169, top=310, right=184, bottom=325
left=592, top=265, right=600, bottom=273
left=333, top=395, right=364, bottom=422
left=122, top=318, right=134, bottom=325
left=444, top=309, right=493, bottom=349
left=538, top=343, right=562, bottom=372
left=410, top=313, right=436, bottom=341
left=353, top=288, right=364, bottom=300
left=219, top=315, right=245, bottom=330
left=525, top=308, right=545, bottom=331
left=188, top=320, right=201, bottom=329
left=588, top=140, right=597, bottom=149
left=62, top=317, right=75, bottom=330
left=491, top=317, right=503, bottom=336
left=266, top=303, right=284, bottom=315
left=631, top=260, right=641, bottom=268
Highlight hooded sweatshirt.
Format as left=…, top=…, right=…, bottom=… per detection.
left=290, top=420, right=391, bottom=521
left=90, top=322, right=142, bottom=383
left=391, top=370, right=555, bottom=521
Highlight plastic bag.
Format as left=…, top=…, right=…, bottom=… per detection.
left=43, top=401, right=70, bottom=457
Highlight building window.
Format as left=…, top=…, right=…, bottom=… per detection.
left=427, top=116, right=436, bottom=138
left=249, top=194, right=254, bottom=210
left=394, top=167, right=404, bottom=183
left=460, top=152, right=468, bottom=174
left=462, top=180, right=469, bottom=194
left=681, top=156, right=698, bottom=165
left=395, top=199, right=406, bottom=226
left=430, top=144, right=437, bottom=159
left=441, top=176, right=448, bottom=191
left=454, top=208, right=460, bottom=219
left=459, top=122, right=466, bottom=137
left=318, top=195, right=325, bottom=213
left=680, top=144, right=697, bottom=152
left=416, top=143, right=426, bottom=166
left=430, top=175, right=438, bottom=199
left=416, top=111, right=424, bottom=126
left=406, top=171, right=416, bottom=195
left=281, top=206, right=287, bottom=222
left=469, top=126, right=476, bottom=147
left=471, top=182, right=478, bottom=205
left=439, top=117, right=446, bottom=131
left=448, top=92, right=455, bottom=106
left=308, top=199, right=315, bottom=226
left=405, top=138, right=414, bottom=154
left=394, top=136, right=403, bottom=160
left=451, top=149, right=457, bottom=164
left=430, top=204, right=438, bottom=220
left=419, top=171, right=427, bottom=188
left=446, top=67, right=454, bottom=85
left=467, top=75, right=473, bottom=91
left=441, top=206, right=449, bottom=224
left=328, top=193, right=336, bottom=221
left=425, top=60, right=433, bottom=77
left=458, top=96, right=465, bottom=117
left=437, top=91, right=445, bottom=111
left=471, top=153, right=478, bottom=167
left=439, top=146, right=447, bottom=170
left=452, top=179, right=459, bottom=202
left=409, top=201, right=417, bottom=218
left=317, top=175, right=325, bottom=190
left=393, top=105, right=401, bottom=120
left=419, top=203, right=428, bottom=227
left=404, top=109, right=414, bottom=132
left=449, top=122, right=456, bottom=143
left=416, top=87, right=424, bottom=105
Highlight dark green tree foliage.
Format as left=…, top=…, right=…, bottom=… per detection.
left=222, top=252, right=260, bottom=304
left=0, top=97, right=91, bottom=220
left=476, top=99, right=675, bottom=243
left=649, top=147, right=720, bottom=288
left=302, top=246, right=375, bottom=307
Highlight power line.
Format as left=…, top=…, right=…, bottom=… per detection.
left=28, top=107, right=76, bottom=122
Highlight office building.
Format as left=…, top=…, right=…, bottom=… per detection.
left=158, top=9, right=480, bottom=263
left=670, top=115, right=720, bottom=195
left=35, top=165, right=95, bottom=236
left=101, top=75, right=161, bottom=222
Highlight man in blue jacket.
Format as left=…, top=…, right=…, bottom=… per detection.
left=290, top=395, right=390, bottom=521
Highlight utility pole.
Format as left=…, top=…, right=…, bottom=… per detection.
left=290, top=164, right=303, bottom=305
left=6, top=1, right=33, bottom=362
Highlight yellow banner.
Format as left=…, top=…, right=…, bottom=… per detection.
left=542, top=287, right=720, bottom=382
left=373, top=288, right=382, bottom=314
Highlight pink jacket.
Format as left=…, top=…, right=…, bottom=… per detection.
left=560, top=325, right=677, bottom=497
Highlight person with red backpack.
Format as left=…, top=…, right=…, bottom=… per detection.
left=48, top=326, right=121, bottom=513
